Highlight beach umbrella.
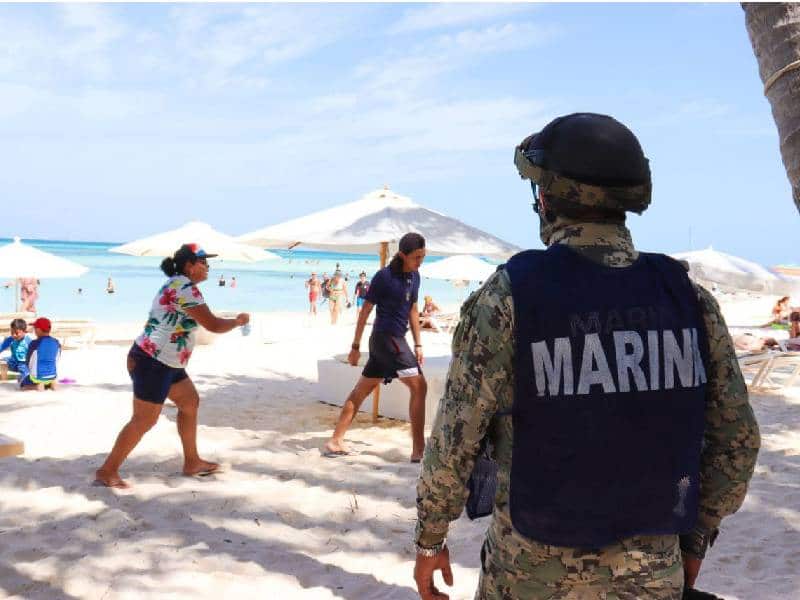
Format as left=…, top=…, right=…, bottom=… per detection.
left=239, top=186, right=519, bottom=422
left=0, top=237, right=89, bottom=310
left=419, top=255, right=497, bottom=284
left=672, top=247, right=795, bottom=294
left=110, top=221, right=279, bottom=263
left=237, top=186, right=520, bottom=260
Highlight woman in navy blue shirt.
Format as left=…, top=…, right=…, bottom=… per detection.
left=324, top=233, right=428, bottom=462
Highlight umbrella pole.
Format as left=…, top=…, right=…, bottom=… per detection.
left=372, top=242, right=390, bottom=423
left=15, top=279, right=19, bottom=312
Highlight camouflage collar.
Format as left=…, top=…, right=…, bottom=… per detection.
left=550, top=222, right=638, bottom=267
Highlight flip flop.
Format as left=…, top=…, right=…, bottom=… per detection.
left=92, top=478, right=130, bottom=489
left=321, top=449, right=349, bottom=458
left=410, top=458, right=422, bottom=464
left=183, top=466, right=222, bottom=478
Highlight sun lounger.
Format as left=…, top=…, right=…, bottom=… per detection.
left=754, top=351, right=800, bottom=390
left=435, top=312, right=460, bottom=334
left=737, top=351, right=775, bottom=388
left=49, top=320, right=96, bottom=348
left=738, top=350, right=800, bottom=390
left=0, top=312, right=36, bottom=323
left=317, top=353, right=451, bottom=428
left=420, top=312, right=460, bottom=335
left=0, top=433, right=24, bottom=458
left=0, top=362, right=21, bottom=381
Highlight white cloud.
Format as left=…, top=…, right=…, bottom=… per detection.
left=389, top=4, right=532, bottom=34
left=167, top=5, right=356, bottom=89
left=354, top=21, right=559, bottom=101
left=0, top=5, right=125, bottom=82
left=637, top=97, right=733, bottom=130
left=0, top=82, right=166, bottom=126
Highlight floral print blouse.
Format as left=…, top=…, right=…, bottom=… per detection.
left=135, top=276, right=205, bottom=368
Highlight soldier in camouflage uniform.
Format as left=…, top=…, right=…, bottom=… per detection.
left=413, top=113, right=760, bottom=600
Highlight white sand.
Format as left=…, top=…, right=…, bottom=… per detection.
left=0, top=310, right=798, bottom=599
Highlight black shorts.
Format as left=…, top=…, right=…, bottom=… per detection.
left=362, top=331, right=422, bottom=382
left=128, top=343, right=188, bottom=405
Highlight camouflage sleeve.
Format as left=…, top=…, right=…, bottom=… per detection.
left=414, top=269, right=514, bottom=547
left=695, top=284, right=760, bottom=530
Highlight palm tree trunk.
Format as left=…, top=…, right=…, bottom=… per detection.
left=743, top=3, right=800, bottom=212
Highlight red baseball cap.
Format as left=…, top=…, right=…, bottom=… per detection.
left=33, top=317, right=51, bottom=332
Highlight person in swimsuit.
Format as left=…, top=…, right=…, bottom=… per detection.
left=420, top=295, right=442, bottom=331
left=354, top=272, right=370, bottom=316
left=305, top=272, right=322, bottom=315
left=320, top=273, right=331, bottom=305
left=323, top=232, right=428, bottom=462
left=106, top=277, right=115, bottom=294
left=94, top=244, right=250, bottom=489
left=19, top=278, right=39, bottom=313
left=327, top=271, right=349, bottom=325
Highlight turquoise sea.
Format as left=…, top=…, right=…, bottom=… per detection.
left=0, top=238, right=489, bottom=323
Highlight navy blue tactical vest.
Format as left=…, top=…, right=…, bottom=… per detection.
left=505, top=244, right=708, bottom=548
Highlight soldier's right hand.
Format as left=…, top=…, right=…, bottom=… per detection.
left=414, top=546, right=453, bottom=599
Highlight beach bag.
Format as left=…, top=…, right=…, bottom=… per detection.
left=465, top=409, right=511, bottom=520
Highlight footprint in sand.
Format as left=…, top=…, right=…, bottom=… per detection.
left=12, top=549, right=48, bottom=562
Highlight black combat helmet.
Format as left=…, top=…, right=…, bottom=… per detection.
left=515, top=113, right=652, bottom=215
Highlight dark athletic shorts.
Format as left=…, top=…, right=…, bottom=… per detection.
left=128, top=343, right=188, bottom=404
left=362, top=331, right=422, bottom=383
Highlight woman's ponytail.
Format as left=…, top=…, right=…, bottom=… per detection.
left=388, top=253, right=404, bottom=275
left=160, top=257, right=177, bottom=277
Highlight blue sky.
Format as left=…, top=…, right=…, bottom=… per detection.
left=0, top=3, right=795, bottom=265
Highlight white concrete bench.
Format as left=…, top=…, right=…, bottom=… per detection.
left=0, top=433, right=24, bottom=458
left=317, top=354, right=451, bottom=429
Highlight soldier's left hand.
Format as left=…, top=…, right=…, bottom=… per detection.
left=414, top=546, right=453, bottom=599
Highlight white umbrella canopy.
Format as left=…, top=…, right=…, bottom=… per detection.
left=672, top=247, right=795, bottom=294
left=237, top=187, right=520, bottom=259
left=0, top=237, right=89, bottom=278
left=110, top=221, right=279, bottom=262
left=0, top=237, right=89, bottom=311
left=419, top=255, right=497, bottom=283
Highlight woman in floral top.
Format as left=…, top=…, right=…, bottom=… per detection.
left=95, top=243, right=250, bottom=489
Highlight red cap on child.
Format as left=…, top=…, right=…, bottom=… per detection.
left=32, top=317, right=51, bottom=333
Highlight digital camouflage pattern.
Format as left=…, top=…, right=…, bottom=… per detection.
left=514, top=146, right=652, bottom=215
left=415, top=222, right=760, bottom=600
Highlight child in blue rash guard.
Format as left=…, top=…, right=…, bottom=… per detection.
left=0, top=318, right=32, bottom=380
left=21, top=317, right=61, bottom=391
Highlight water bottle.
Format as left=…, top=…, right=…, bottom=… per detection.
left=241, top=322, right=252, bottom=336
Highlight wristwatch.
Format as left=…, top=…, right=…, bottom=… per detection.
left=351, top=343, right=360, bottom=350
left=679, top=526, right=719, bottom=559
left=415, top=539, right=446, bottom=557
